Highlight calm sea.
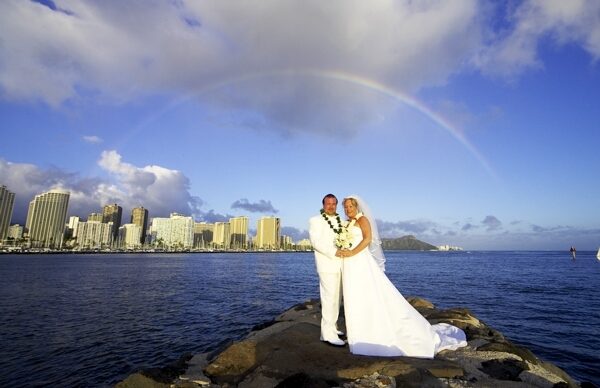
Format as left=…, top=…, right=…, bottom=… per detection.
left=1, top=251, right=598, bottom=386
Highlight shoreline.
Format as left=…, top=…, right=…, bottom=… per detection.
left=117, top=297, right=588, bottom=388
left=3, top=249, right=595, bottom=255
left=0, top=249, right=315, bottom=255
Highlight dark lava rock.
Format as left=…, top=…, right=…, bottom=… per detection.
left=274, top=372, right=334, bottom=388
left=479, top=358, right=528, bottom=381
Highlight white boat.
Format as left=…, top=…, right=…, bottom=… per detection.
left=597, top=248, right=600, bottom=260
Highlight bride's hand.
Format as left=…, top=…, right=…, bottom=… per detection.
left=336, top=249, right=352, bottom=258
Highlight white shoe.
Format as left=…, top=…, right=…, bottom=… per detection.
left=336, top=330, right=345, bottom=336
left=320, top=336, right=345, bottom=346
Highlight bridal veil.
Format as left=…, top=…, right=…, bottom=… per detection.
left=345, top=195, right=386, bottom=272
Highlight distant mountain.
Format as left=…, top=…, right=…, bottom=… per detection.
left=381, top=235, right=437, bottom=251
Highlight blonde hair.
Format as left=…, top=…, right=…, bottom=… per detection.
left=343, top=197, right=358, bottom=208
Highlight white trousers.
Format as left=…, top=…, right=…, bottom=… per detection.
left=318, top=271, right=342, bottom=341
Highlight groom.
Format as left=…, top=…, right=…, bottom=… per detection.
left=309, top=193, right=345, bottom=346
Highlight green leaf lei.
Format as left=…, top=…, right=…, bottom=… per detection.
left=320, top=208, right=344, bottom=234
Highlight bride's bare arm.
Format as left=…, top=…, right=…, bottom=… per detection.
left=343, top=216, right=372, bottom=258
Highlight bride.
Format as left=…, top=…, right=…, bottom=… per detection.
left=335, top=195, right=467, bottom=358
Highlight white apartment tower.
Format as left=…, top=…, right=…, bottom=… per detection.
left=118, top=223, right=143, bottom=249
left=0, top=185, right=15, bottom=242
left=150, top=213, right=194, bottom=249
left=75, top=221, right=113, bottom=249
left=26, top=189, right=70, bottom=248
left=8, top=224, right=24, bottom=240
left=68, top=216, right=80, bottom=238
left=229, top=216, right=248, bottom=249
left=256, top=217, right=280, bottom=250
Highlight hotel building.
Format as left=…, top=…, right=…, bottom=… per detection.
left=0, top=185, right=15, bottom=242
left=26, top=189, right=70, bottom=248
left=280, top=235, right=293, bottom=250
left=256, top=217, right=280, bottom=249
left=118, top=223, right=143, bottom=249
left=194, top=222, right=214, bottom=249
left=88, top=212, right=103, bottom=222
left=8, top=224, right=24, bottom=240
left=229, top=216, right=248, bottom=249
left=150, top=213, right=194, bottom=249
left=130, top=206, right=148, bottom=243
left=67, top=216, right=80, bottom=238
left=213, top=222, right=231, bottom=249
left=103, top=204, right=122, bottom=238
left=76, top=221, right=113, bottom=249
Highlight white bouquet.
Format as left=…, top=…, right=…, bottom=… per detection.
left=335, top=227, right=353, bottom=249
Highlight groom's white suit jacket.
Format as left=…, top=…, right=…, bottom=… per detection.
left=309, top=214, right=343, bottom=273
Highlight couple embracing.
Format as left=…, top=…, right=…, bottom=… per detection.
left=309, top=194, right=467, bottom=357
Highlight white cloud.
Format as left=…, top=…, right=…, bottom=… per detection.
left=0, top=0, right=482, bottom=135
left=377, top=219, right=438, bottom=237
left=0, top=158, right=103, bottom=223
left=1, top=1, right=598, bottom=135
left=231, top=198, right=278, bottom=213
left=97, top=150, right=203, bottom=218
left=0, top=151, right=203, bottom=224
left=82, top=135, right=102, bottom=144
left=473, top=0, right=600, bottom=77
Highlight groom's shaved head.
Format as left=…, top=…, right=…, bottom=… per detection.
left=322, top=194, right=338, bottom=205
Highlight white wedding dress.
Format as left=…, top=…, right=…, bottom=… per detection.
left=342, top=221, right=467, bottom=358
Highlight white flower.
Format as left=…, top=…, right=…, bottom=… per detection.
left=335, top=227, right=353, bottom=249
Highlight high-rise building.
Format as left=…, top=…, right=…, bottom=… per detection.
left=149, top=213, right=194, bottom=249
left=194, top=222, right=214, bottom=249
left=87, top=213, right=103, bottom=222
left=25, top=189, right=70, bottom=248
left=0, top=185, right=15, bottom=242
left=67, top=216, right=80, bottom=238
left=256, top=217, right=280, bottom=249
left=280, top=235, right=293, bottom=250
left=130, top=206, right=148, bottom=243
left=118, top=223, right=142, bottom=249
left=8, top=224, right=24, bottom=240
left=102, top=204, right=122, bottom=238
left=213, top=222, right=231, bottom=249
left=229, top=216, right=248, bottom=249
left=76, top=221, right=113, bottom=249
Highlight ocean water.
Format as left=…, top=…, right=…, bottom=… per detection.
left=0, top=251, right=598, bottom=386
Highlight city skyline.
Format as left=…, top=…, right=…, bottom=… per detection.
left=0, top=185, right=294, bottom=243
left=1, top=1, right=600, bottom=250
left=1, top=185, right=302, bottom=250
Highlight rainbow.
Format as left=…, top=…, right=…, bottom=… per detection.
left=131, top=68, right=496, bottom=178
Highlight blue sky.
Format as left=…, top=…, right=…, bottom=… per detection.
left=1, top=0, right=599, bottom=250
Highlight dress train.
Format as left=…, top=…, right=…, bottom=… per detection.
left=342, top=225, right=467, bottom=357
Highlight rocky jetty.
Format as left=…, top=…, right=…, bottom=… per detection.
left=117, top=298, right=582, bottom=388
